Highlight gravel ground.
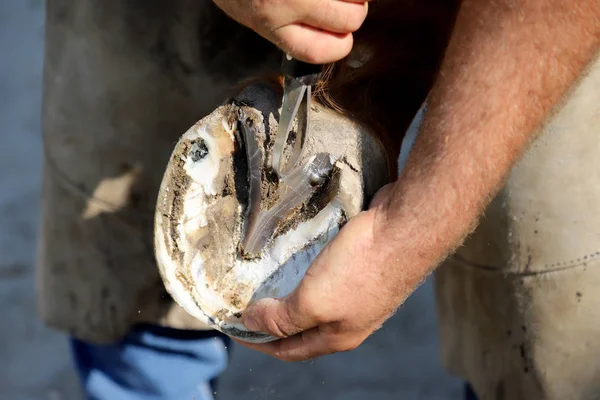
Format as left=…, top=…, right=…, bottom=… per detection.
left=0, top=1, right=463, bottom=399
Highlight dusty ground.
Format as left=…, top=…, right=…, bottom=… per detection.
left=0, top=1, right=462, bottom=399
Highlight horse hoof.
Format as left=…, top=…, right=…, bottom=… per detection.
left=154, top=83, right=390, bottom=343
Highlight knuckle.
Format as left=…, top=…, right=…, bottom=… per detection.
left=266, top=316, right=293, bottom=338
left=298, top=295, right=330, bottom=325
left=267, top=302, right=301, bottom=338
left=323, top=333, right=362, bottom=353
left=310, top=308, right=331, bottom=325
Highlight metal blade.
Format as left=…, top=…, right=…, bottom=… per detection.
left=272, top=76, right=307, bottom=177
left=286, top=84, right=310, bottom=174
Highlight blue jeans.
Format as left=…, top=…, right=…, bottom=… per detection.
left=70, top=324, right=231, bottom=400
left=70, top=324, right=479, bottom=400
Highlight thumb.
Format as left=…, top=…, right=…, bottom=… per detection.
left=242, top=293, right=318, bottom=338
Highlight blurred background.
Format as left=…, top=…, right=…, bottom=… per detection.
left=0, top=1, right=462, bottom=399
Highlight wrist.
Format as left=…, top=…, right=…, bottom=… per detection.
left=369, top=177, right=479, bottom=274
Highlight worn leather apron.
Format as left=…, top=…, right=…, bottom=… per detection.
left=435, top=53, right=600, bottom=400
left=37, top=0, right=280, bottom=343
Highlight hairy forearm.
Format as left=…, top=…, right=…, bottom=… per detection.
left=375, top=0, right=600, bottom=291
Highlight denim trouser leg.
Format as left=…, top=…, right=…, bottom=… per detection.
left=70, top=325, right=230, bottom=400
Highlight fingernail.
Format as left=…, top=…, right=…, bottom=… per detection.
left=243, top=315, right=260, bottom=332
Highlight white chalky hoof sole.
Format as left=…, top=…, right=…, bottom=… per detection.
left=154, top=84, right=389, bottom=343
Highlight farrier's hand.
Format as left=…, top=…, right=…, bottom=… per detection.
left=211, top=0, right=371, bottom=64
left=236, top=185, right=416, bottom=361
